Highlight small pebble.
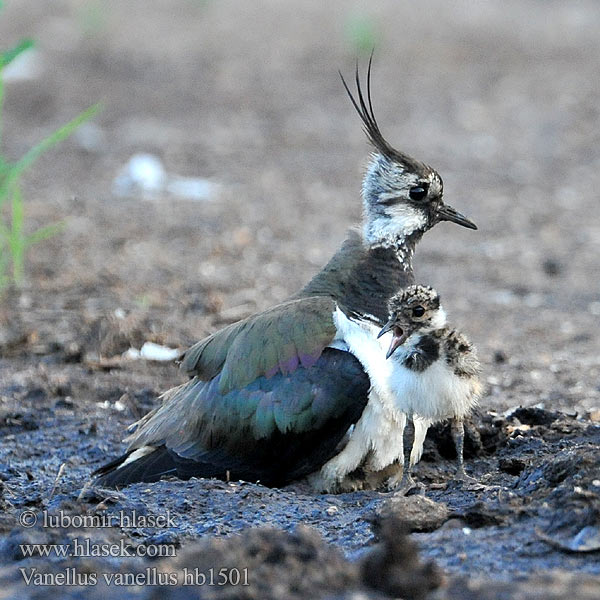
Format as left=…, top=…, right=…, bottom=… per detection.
left=493, top=350, right=507, bottom=364
left=542, top=258, right=562, bottom=276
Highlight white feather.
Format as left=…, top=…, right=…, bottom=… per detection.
left=118, top=445, right=156, bottom=469
left=363, top=205, right=428, bottom=246
left=384, top=340, right=478, bottom=421
left=319, top=308, right=406, bottom=489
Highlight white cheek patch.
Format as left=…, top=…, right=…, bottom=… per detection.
left=430, top=307, right=447, bottom=329
left=364, top=203, right=428, bottom=245
left=388, top=205, right=428, bottom=236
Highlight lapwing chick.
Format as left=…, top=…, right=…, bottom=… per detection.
left=378, top=285, right=482, bottom=491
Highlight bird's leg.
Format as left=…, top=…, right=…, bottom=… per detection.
left=450, top=417, right=480, bottom=487
left=451, top=417, right=467, bottom=478
left=386, top=414, right=421, bottom=494
left=398, top=443, right=418, bottom=494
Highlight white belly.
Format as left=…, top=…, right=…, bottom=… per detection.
left=330, top=307, right=478, bottom=422
left=384, top=351, right=477, bottom=421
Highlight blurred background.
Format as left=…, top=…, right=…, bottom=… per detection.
left=0, top=0, right=599, bottom=415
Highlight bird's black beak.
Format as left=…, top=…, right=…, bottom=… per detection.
left=377, top=320, right=394, bottom=339
left=378, top=320, right=410, bottom=359
left=437, top=204, right=477, bottom=230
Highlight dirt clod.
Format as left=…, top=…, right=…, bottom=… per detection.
left=377, top=495, right=450, bottom=533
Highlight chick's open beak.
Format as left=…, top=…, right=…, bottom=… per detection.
left=377, top=320, right=394, bottom=339
left=437, top=204, right=477, bottom=230
left=378, top=320, right=410, bottom=359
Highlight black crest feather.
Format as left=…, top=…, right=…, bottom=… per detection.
left=339, top=53, right=393, bottom=157
left=340, top=54, right=425, bottom=173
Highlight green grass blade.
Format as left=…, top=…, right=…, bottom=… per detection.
left=0, top=38, right=34, bottom=68
left=0, top=168, right=16, bottom=225
left=0, top=176, right=9, bottom=213
left=26, top=221, right=64, bottom=246
left=9, top=103, right=101, bottom=183
left=8, top=184, right=24, bottom=283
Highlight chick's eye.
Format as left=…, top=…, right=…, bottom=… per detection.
left=412, top=306, right=425, bottom=317
left=409, top=185, right=428, bottom=201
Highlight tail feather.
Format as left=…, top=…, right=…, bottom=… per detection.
left=93, top=447, right=183, bottom=488
left=92, top=348, right=370, bottom=488
left=93, top=444, right=246, bottom=488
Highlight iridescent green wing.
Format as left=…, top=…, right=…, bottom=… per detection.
left=180, top=296, right=339, bottom=394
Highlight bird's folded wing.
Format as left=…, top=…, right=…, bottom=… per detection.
left=122, top=348, right=369, bottom=484
left=180, top=296, right=339, bottom=394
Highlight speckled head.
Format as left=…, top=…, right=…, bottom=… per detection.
left=378, top=285, right=446, bottom=358
left=340, top=58, right=477, bottom=249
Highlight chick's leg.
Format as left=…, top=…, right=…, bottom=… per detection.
left=386, top=414, right=421, bottom=494
left=451, top=417, right=480, bottom=487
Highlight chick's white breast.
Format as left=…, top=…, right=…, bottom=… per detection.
left=384, top=355, right=478, bottom=421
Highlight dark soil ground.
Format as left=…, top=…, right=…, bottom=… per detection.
left=1, top=1, right=599, bottom=598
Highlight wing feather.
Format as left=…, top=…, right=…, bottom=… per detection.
left=182, top=296, right=338, bottom=394
left=105, top=348, right=370, bottom=487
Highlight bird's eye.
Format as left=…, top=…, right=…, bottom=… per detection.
left=409, top=186, right=428, bottom=201
left=412, top=306, right=425, bottom=317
